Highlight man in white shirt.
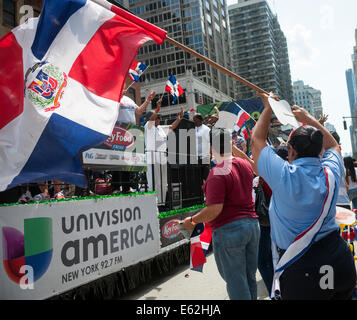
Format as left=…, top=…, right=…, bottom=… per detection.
left=112, top=90, right=156, bottom=194
left=145, top=102, right=184, bottom=205
left=118, top=89, right=156, bottom=125
left=193, top=113, right=211, bottom=183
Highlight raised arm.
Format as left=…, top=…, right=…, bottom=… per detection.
left=291, top=106, right=340, bottom=155
left=250, top=92, right=275, bottom=171
left=232, top=143, right=258, bottom=175
left=135, top=90, right=156, bottom=124
left=169, top=107, right=184, bottom=132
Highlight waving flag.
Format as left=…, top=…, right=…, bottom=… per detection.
left=165, top=74, right=184, bottom=104
left=190, top=223, right=212, bottom=272
left=237, top=108, right=251, bottom=128
left=0, top=0, right=166, bottom=192
left=128, top=60, right=148, bottom=82
left=235, top=98, right=264, bottom=130
left=214, top=102, right=239, bottom=131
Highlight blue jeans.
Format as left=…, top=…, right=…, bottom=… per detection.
left=258, top=225, right=274, bottom=294
left=212, top=217, right=260, bottom=300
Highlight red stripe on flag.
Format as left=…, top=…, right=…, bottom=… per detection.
left=190, top=242, right=206, bottom=268
left=69, top=14, right=165, bottom=101
left=110, top=5, right=167, bottom=45
left=237, top=111, right=250, bottom=128
left=0, top=32, right=24, bottom=130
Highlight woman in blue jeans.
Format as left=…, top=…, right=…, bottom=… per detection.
left=180, top=129, right=260, bottom=300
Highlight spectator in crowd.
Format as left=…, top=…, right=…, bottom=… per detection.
left=233, top=134, right=247, bottom=154
left=145, top=101, right=184, bottom=205
left=33, top=181, right=51, bottom=202
left=204, top=106, right=219, bottom=126
left=112, top=89, right=156, bottom=194
left=193, top=113, right=211, bottom=183
left=18, top=184, right=33, bottom=203
left=94, top=172, right=112, bottom=195
left=52, top=180, right=66, bottom=200
left=251, top=92, right=356, bottom=300
left=344, top=156, right=357, bottom=209
left=180, top=128, right=260, bottom=300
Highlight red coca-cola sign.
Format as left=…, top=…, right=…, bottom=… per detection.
left=103, top=126, right=135, bottom=150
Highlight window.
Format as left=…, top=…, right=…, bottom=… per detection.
left=3, top=0, right=16, bottom=27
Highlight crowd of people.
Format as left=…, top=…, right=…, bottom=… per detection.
left=3, top=86, right=357, bottom=300
left=180, top=92, right=357, bottom=300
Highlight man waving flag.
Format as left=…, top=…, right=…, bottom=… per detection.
left=0, top=0, right=166, bottom=191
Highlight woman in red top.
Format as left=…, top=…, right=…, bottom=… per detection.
left=181, top=129, right=260, bottom=300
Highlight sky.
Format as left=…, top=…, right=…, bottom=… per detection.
left=226, top=0, right=357, bottom=155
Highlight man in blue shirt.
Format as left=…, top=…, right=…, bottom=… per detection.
left=251, top=92, right=356, bottom=300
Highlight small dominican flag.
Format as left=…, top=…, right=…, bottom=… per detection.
left=165, top=74, right=184, bottom=104
left=128, top=60, right=148, bottom=82
left=190, top=222, right=212, bottom=272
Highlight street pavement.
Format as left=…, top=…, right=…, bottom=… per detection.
left=117, top=251, right=270, bottom=300
left=117, top=243, right=357, bottom=301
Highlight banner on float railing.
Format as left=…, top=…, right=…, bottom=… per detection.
left=0, top=193, right=159, bottom=299
left=82, top=121, right=147, bottom=171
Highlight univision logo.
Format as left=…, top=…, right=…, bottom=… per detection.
left=2, top=218, right=52, bottom=284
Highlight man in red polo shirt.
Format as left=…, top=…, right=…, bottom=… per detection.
left=181, top=129, right=260, bottom=300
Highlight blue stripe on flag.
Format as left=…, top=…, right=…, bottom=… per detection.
left=31, top=0, right=87, bottom=60
left=219, top=102, right=239, bottom=115
left=168, top=74, right=177, bottom=85
left=8, top=113, right=107, bottom=189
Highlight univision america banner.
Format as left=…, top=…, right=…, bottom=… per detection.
left=0, top=193, right=159, bottom=299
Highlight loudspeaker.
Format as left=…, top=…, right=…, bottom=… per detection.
left=166, top=118, right=197, bottom=165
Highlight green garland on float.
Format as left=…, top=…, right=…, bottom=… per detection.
left=158, top=204, right=206, bottom=219
left=0, top=191, right=156, bottom=208
left=0, top=191, right=206, bottom=219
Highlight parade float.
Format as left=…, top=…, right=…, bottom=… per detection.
left=0, top=120, right=206, bottom=300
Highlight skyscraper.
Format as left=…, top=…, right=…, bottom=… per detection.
left=127, top=0, right=235, bottom=98
left=292, top=80, right=323, bottom=120
left=228, top=0, right=293, bottom=104
left=345, top=67, right=357, bottom=157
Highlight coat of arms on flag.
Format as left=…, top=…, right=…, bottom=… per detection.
left=165, top=74, right=184, bottom=104
left=128, top=60, right=148, bottom=82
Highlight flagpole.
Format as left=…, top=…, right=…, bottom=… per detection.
left=91, top=0, right=269, bottom=96
left=165, top=37, right=269, bottom=95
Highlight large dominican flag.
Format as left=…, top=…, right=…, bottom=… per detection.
left=0, top=0, right=166, bottom=192
left=165, top=74, right=184, bottom=104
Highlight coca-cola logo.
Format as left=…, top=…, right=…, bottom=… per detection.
left=104, top=126, right=135, bottom=150
left=162, top=219, right=180, bottom=239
